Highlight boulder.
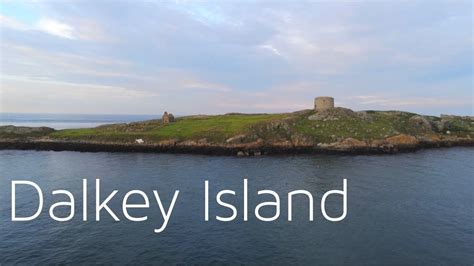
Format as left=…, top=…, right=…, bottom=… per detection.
left=290, top=134, right=314, bottom=146
left=226, top=134, right=247, bottom=144
left=339, top=138, right=367, bottom=147
left=407, top=115, right=433, bottom=134
left=308, top=107, right=356, bottom=121
left=385, top=134, right=418, bottom=146
left=198, top=138, right=208, bottom=144
left=266, top=119, right=291, bottom=131
left=435, top=119, right=452, bottom=132
left=237, top=151, right=249, bottom=156
left=158, top=139, right=178, bottom=146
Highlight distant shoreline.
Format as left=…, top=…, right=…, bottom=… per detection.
left=0, top=113, right=158, bottom=130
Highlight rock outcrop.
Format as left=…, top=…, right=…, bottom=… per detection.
left=385, top=134, right=419, bottom=146
left=308, top=107, right=356, bottom=121
left=407, top=115, right=433, bottom=135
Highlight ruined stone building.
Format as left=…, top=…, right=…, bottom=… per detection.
left=162, top=111, right=175, bottom=125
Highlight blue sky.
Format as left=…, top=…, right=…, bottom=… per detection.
left=0, top=1, right=472, bottom=115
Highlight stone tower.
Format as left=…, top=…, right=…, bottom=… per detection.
left=314, top=97, right=334, bottom=111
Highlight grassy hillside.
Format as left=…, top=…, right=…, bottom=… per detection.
left=49, top=114, right=287, bottom=143
left=47, top=109, right=473, bottom=144
left=2, top=109, right=473, bottom=145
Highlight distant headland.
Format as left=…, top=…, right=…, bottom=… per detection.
left=1, top=96, right=473, bottom=156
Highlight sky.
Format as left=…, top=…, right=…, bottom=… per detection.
left=0, top=0, right=472, bottom=116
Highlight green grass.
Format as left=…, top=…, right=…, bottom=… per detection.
left=49, top=114, right=286, bottom=143
left=4, top=110, right=472, bottom=144
left=148, top=114, right=285, bottom=141
left=290, top=111, right=414, bottom=142
left=448, top=119, right=474, bottom=136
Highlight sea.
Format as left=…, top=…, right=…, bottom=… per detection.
left=0, top=113, right=158, bottom=129
left=0, top=114, right=473, bottom=264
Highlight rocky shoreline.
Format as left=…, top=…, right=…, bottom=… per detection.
left=1, top=136, right=473, bottom=156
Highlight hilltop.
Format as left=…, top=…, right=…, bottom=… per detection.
left=0, top=108, right=473, bottom=155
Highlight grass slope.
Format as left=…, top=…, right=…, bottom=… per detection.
left=49, top=114, right=286, bottom=143
left=2, top=109, right=473, bottom=145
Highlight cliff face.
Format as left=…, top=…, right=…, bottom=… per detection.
left=1, top=109, right=473, bottom=155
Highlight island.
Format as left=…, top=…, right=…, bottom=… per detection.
left=1, top=97, right=473, bottom=156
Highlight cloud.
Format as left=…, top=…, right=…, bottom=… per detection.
left=350, top=95, right=472, bottom=109
left=35, top=17, right=75, bottom=39
left=2, top=75, right=158, bottom=98
left=1, top=75, right=161, bottom=114
left=0, top=41, right=132, bottom=83
left=1, top=14, right=111, bottom=41
left=258, top=44, right=282, bottom=57
left=1, top=15, right=76, bottom=39
left=0, top=1, right=472, bottom=115
left=182, top=80, right=232, bottom=92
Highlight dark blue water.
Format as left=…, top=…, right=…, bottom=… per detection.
left=0, top=148, right=473, bottom=264
left=0, top=113, right=157, bottom=129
